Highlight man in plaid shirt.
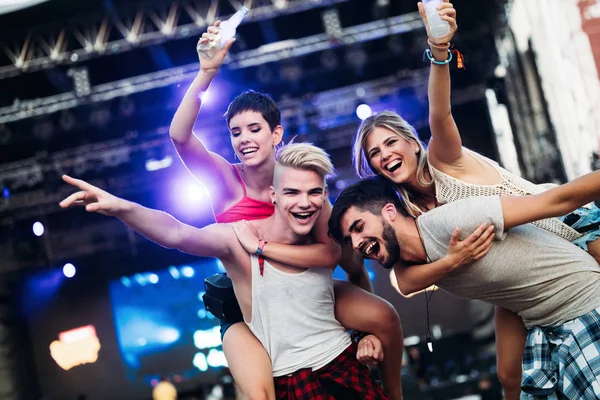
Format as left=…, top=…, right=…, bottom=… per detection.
left=330, top=170, right=600, bottom=400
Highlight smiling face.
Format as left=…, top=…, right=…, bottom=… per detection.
left=271, top=166, right=326, bottom=237
left=365, top=126, right=420, bottom=185
left=339, top=206, right=401, bottom=269
left=228, top=110, right=283, bottom=167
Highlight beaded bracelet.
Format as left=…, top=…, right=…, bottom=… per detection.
left=425, top=48, right=453, bottom=65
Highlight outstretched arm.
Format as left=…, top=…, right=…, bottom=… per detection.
left=417, top=1, right=463, bottom=166
left=394, top=224, right=495, bottom=296
left=59, top=175, right=233, bottom=259
left=502, top=170, right=600, bottom=230
left=170, top=22, right=238, bottom=194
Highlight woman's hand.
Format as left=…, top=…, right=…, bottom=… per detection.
left=444, top=223, right=496, bottom=270
left=197, top=21, right=236, bottom=73
left=231, top=220, right=260, bottom=254
left=356, top=334, right=384, bottom=366
left=417, top=0, right=458, bottom=45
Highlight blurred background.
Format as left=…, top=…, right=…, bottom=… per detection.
left=0, top=0, right=599, bottom=399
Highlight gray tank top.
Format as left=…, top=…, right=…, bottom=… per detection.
left=245, top=256, right=351, bottom=376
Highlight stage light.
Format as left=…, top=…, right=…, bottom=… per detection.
left=185, top=184, right=208, bottom=203
left=145, top=156, right=173, bottom=172
left=207, top=349, right=228, bottom=368
left=148, top=274, right=159, bottom=284
left=356, top=104, right=372, bottom=120
left=121, top=277, right=132, bottom=287
left=194, top=327, right=221, bottom=349
left=63, top=263, right=76, bottom=278
left=157, top=328, right=180, bottom=343
left=172, top=176, right=213, bottom=216
left=168, top=266, right=180, bottom=279
left=33, top=221, right=45, bottom=236
left=181, top=266, right=195, bottom=278
left=200, top=90, right=211, bottom=105
left=193, top=352, right=208, bottom=372
left=134, top=273, right=147, bottom=286
left=2, top=187, right=9, bottom=199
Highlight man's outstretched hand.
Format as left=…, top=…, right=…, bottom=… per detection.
left=59, top=175, right=128, bottom=217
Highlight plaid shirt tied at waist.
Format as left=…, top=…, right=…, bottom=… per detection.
left=521, top=307, right=600, bottom=399
left=273, top=343, right=389, bottom=400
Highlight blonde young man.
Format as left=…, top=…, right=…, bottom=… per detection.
left=60, top=143, right=391, bottom=400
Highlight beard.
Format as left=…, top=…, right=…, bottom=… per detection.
left=381, top=220, right=401, bottom=269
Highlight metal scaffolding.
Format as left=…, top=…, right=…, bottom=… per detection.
left=0, top=12, right=422, bottom=124
left=0, top=0, right=349, bottom=79
left=0, top=76, right=485, bottom=224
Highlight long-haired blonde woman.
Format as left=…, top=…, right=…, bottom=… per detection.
left=352, top=1, right=600, bottom=398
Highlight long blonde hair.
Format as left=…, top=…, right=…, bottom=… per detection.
left=352, top=110, right=432, bottom=217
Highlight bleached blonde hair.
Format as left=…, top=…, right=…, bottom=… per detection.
left=352, top=110, right=432, bottom=217
left=274, top=142, right=335, bottom=186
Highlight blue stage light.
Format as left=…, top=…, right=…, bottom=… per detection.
left=181, top=266, right=195, bottom=278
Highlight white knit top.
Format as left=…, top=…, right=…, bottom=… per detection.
left=428, top=149, right=582, bottom=242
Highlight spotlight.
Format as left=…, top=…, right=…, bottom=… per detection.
left=181, top=266, right=195, bottom=278
left=2, top=187, right=10, bottom=199
left=356, top=104, right=372, bottom=120
left=168, top=266, right=180, bottom=279
left=63, top=263, right=76, bottom=278
left=33, top=221, right=45, bottom=236
left=145, top=156, right=173, bottom=172
left=185, top=185, right=208, bottom=203
left=200, top=90, right=211, bottom=105
left=148, top=274, right=159, bottom=284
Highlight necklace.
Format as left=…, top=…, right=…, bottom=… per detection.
left=414, top=216, right=436, bottom=351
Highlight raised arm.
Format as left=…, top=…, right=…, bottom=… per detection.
left=170, top=22, right=238, bottom=194
left=59, top=175, right=233, bottom=259
left=394, top=224, right=495, bottom=295
left=417, top=1, right=463, bottom=166
left=502, top=169, right=600, bottom=230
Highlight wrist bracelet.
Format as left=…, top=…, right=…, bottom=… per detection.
left=257, top=239, right=267, bottom=276
left=427, top=38, right=450, bottom=50
left=256, top=239, right=267, bottom=256
left=425, top=48, right=453, bottom=65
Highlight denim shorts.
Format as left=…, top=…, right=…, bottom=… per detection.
left=203, top=273, right=244, bottom=341
left=560, top=204, right=600, bottom=251
left=219, top=318, right=243, bottom=341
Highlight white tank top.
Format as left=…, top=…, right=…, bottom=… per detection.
left=428, top=149, right=582, bottom=242
left=245, top=256, right=351, bottom=377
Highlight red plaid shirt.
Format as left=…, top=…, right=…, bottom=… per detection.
left=273, top=343, right=390, bottom=400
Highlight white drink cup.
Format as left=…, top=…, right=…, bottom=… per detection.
left=422, top=0, right=450, bottom=39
